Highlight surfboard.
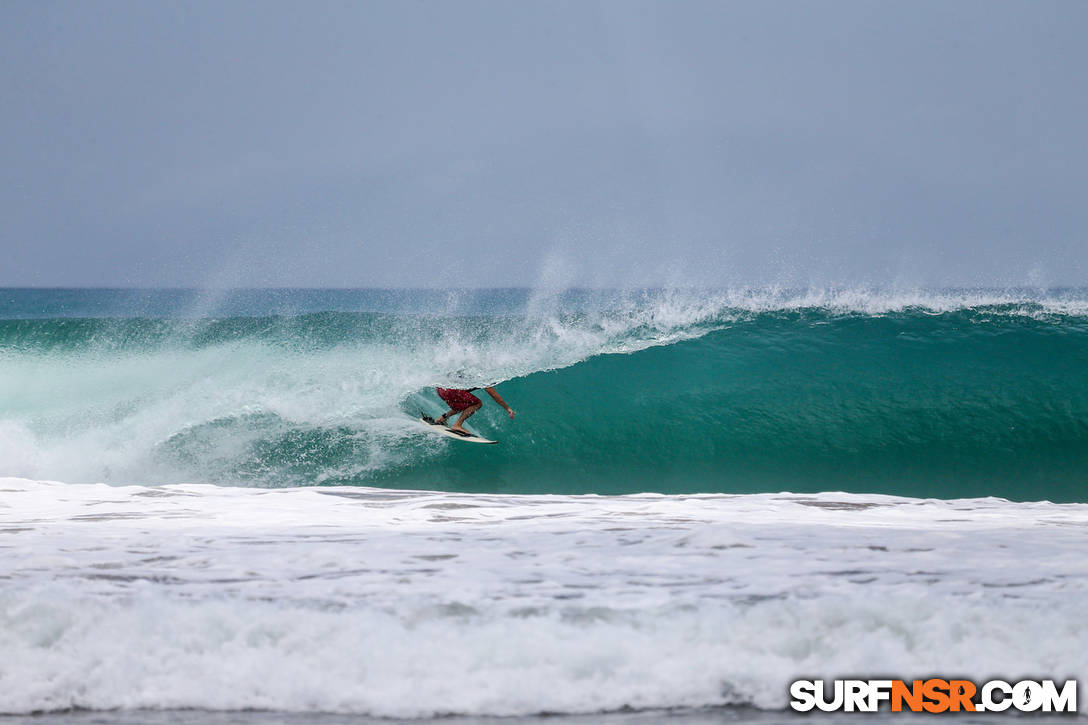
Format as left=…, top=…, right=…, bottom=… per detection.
left=420, top=416, right=497, bottom=444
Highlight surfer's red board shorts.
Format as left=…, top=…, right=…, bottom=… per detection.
left=436, top=387, right=481, bottom=411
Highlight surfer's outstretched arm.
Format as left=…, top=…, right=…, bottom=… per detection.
left=484, top=387, right=515, bottom=419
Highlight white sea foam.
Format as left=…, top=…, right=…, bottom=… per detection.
left=1, top=478, right=1085, bottom=716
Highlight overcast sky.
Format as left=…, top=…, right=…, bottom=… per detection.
left=2, top=0, right=1086, bottom=288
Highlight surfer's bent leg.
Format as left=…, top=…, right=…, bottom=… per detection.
left=452, top=403, right=482, bottom=433
left=435, top=388, right=483, bottom=431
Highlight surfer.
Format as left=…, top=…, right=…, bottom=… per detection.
left=434, top=386, right=514, bottom=435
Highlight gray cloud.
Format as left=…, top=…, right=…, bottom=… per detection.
left=2, top=0, right=1086, bottom=287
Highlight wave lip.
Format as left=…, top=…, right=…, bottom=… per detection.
left=3, top=286, right=1088, bottom=320
left=2, top=479, right=1087, bottom=716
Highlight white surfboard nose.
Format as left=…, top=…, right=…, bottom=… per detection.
left=420, top=416, right=497, bottom=444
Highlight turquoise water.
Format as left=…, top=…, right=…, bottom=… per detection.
left=416, top=311, right=1088, bottom=500
left=1, top=287, right=1086, bottom=501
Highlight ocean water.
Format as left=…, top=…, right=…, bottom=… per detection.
left=1, top=287, right=1086, bottom=721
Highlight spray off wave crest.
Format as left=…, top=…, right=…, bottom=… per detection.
left=1, top=287, right=1087, bottom=499
left=0, top=289, right=731, bottom=488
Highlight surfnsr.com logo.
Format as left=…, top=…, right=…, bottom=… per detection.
left=790, top=679, right=1077, bottom=713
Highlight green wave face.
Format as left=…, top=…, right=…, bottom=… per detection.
left=2, top=291, right=1087, bottom=501
left=406, top=312, right=1088, bottom=501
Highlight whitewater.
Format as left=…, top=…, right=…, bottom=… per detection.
left=3, top=479, right=1087, bottom=718
left=1, top=287, right=1087, bottom=721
